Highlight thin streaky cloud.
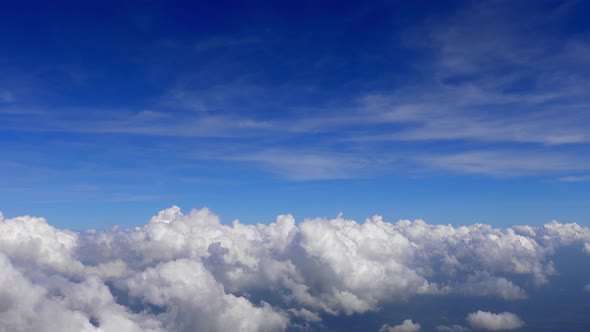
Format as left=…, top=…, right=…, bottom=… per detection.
left=413, top=150, right=590, bottom=177
left=559, top=176, right=590, bottom=182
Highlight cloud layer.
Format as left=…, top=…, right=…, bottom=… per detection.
left=0, top=207, right=589, bottom=331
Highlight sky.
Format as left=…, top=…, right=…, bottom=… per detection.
left=1, top=2, right=590, bottom=331
left=1, top=0, right=589, bottom=229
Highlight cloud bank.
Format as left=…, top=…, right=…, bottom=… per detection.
left=0, top=207, right=589, bottom=331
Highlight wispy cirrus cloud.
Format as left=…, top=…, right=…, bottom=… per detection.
left=349, top=92, right=590, bottom=145
left=559, top=176, right=590, bottom=182
left=413, top=150, right=590, bottom=177
left=0, top=107, right=273, bottom=138
left=211, top=149, right=385, bottom=181
left=1, top=1, right=589, bottom=183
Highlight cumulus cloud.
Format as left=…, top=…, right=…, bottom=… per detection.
left=379, top=319, right=421, bottom=332
left=467, top=311, right=524, bottom=330
left=0, top=214, right=84, bottom=276
left=1, top=206, right=589, bottom=331
left=0, top=253, right=161, bottom=332
left=125, top=259, right=288, bottom=331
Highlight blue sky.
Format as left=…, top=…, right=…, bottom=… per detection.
left=1, top=0, right=590, bottom=229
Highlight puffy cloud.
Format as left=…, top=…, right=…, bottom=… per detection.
left=379, top=319, right=421, bottom=332
left=467, top=311, right=524, bottom=330
left=0, top=208, right=289, bottom=331
left=1, top=206, right=590, bottom=331
left=125, top=258, right=288, bottom=332
left=0, top=253, right=161, bottom=332
left=0, top=253, right=93, bottom=332
left=393, top=219, right=553, bottom=286
left=295, top=215, right=435, bottom=314
left=57, top=276, right=164, bottom=332
left=584, top=284, right=590, bottom=292
left=0, top=214, right=84, bottom=276
left=538, top=221, right=590, bottom=251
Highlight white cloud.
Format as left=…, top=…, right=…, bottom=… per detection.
left=379, top=319, right=421, bottom=332
left=57, top=275, right=164, bottom=332
left=0, top=214, right=84, bottom=276
left=0, top=253, right=162, bottom=332
left=1, top=206, right=590, bottom=331
left=436, top=325, right=469, bottom=332
left=540, top=221, right=590, bottom=251
left=467, top=311, right=524, bottom=330
left=125, top=259, right=288, bottom=332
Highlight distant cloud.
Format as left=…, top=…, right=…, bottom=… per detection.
left=379, top=319, right=421, bottom=332
left=467, top=311, right=524, bottom=330
left=436, top=325, right=470, bottom=332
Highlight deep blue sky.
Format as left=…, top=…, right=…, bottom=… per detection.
left=1, top=0, right=589, bottom=229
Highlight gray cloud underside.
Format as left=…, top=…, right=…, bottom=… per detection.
left=0, top=207, right=589, bottom=331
